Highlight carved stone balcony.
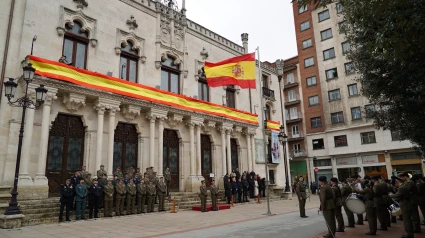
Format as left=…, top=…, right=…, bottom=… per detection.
left=262, top=87, right=275, bottom=101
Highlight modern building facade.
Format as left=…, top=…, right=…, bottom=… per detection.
left=290, top=1, right=424, bottom=183
left=0, top=0, right=290, bottom=200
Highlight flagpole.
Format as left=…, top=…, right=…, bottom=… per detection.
left=257, top=47, right=273, bottom=216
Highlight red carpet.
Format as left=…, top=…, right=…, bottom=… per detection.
left=192, top=204, right=231, bottom=212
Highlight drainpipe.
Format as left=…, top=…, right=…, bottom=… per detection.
left=0, top=0, right=16, bottom=104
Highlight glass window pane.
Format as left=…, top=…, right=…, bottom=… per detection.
left=170, top=73, right=179, bottom=94
left=120, top=57, right=127, bottom=80
left=47, top=136, right=64, bottom=170
left=203, top=150, right=212, bottom=173
left=75, top=42, right=86, bottom=69
left=129, top=59, right=137, bottom=83
left=161, top=70, right=169, bottom=91
left=113, top=142, right=123, bottom=170
left=125, top=143, right=137, bottom=169
left=169, top=147, right=178, bottom=173
left=63, top=39, right=74, bottom=64
left=67, top=138, right=82, bottom=170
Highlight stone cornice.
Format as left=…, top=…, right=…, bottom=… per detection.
left=119, top=0, right=157, bottom=18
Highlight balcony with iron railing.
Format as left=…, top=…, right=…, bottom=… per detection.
left=262, top=87, right=275, bottom=101
left=284, top=77, right=299, bottom=89
left=290, top=149, right=308, bottom=158
left=287, top=130, right=305, bottom=141
left=285, top=112, right=303, bottom=123
left=285, top=95, right=301, bottom=106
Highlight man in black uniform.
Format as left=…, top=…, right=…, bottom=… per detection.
left=89, top=178, right=102, bottom=219
left=59, top=178, right=74, bottom=222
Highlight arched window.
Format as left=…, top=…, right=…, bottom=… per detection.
left=161, top=57, right=180, bottom=94
left=62, top=21, right=88, bottom=69
left=119, top=41, right=139, bottom=83
left=265, top=105, right=271, bottom=120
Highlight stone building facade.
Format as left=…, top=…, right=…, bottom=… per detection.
left=0, top=0, right=290, bottom=199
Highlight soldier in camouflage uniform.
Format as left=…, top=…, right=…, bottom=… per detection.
left=126, top=178, right=136, bottom=215
left=157, top=177, right=167, bottom=212
left=200, top=180, right=208, bottom=212
left=296, top=176, right=308, bottom=218
left=114, top=167, right=123, bottom=179
left=103, top=179, right=114, bottom=217
left=115, top=178, right=126, bottom=216
left=97, top=165, right=107, bottom=179
left=147, top=180, right=156, bottom=213
left=137, top=178, right=147, bottom=213
left=330, top=177, right=344, bottom=232
left=210, top=180, right=219, bottom=211
left=341, top=178, right=355, bottom=227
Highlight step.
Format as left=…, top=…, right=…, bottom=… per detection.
left=0, top=186, right=12, bottom=194
left=0, top=194, right=12, bottom=203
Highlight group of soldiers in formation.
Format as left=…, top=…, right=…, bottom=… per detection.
left=58, top=165, right=171, bottom=222
left=296, top=172, right=425, bottom=238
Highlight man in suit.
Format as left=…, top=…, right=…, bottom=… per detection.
left=330, top=177, right=344, bottom=232
left=341, top=178, right=355, bottom=228
left=296, top=176, right=308, bottom=218
left=75, top=178, right=88, bottom=220
left=210, top=180, right=219, bottom=211
left=200, top=180, right=208, bottom=212
left=89, top=178, right=102, bottom=219
left=390, top=173, right=414, bottom=238
left=137, top=178, right=147, bottom=213
left=319, top=176, right=336, bottom=238
left=103, top=179, right=114, bottom=217
left=59, top=178, right=74, bottom=222
left=164, top=167, right=171, bottom=196
left=157, top=177, right=167, bottom=212
left=115, top=178, right=126, bottom=216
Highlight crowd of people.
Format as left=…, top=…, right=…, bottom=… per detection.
left=222, top=168, right=266, bottom=204
left=58, top=165, right=171, bottom=222
left=294, top=173, right=425, bottom=238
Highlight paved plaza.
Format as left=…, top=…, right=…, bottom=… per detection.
left=0, top=195, right=421, bottom=238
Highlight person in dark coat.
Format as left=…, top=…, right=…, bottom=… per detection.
left=242, top=176, right=249, bottom=202
left=224, top=173, right=229, bottom=185
left=70, top=171, right=80, bottom=209
left=59, top=178, right=74, bottom=222
left=235, top=168, right=241, bottom=181
left=231, top=178, right=238, bottom=203
left=237, top=178, right=243, bottom=203
left=311, top=182, right=317, bottom=195
left=248, top=175, right=255, bottom=198
left=258, top=176, right=266, bottom=197
left=89, top=178, right=102, bottom=219
left=224, top=178, right=232, bottom=204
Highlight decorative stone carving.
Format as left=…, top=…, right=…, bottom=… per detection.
left=194, top=60, right=205, bottom=81
left=203, top=121, right=216, bottom=133
left=94, top=97, right=121, bottom=114
left=168, top=114, right=183, bottom=128
left=115, top=28, right=146, bottom=61
left=155, top=61, right=161, bottom=69
left=200, top=47, right=209, bottom=60
left=121, top=104, right=141, bottom=121
left=183, top=70, right=188, bottom=79
left=140, top=56, right=147, bottom=64
left=63, top=93, right=86, bottom=112
left=73, top=0, right=88, bottom=9
left=161, top=51, right=182, bottom=65
left=58, top=6, right=97, bottom=47
left=275, top=59, right=284, bottom=77
left=126, top=15, right=138, bottom=30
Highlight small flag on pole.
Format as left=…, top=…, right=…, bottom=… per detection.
left=204, top=53, right=256, bottom=89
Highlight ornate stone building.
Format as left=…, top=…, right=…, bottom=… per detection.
left=0, top=0, right=290, bottom=199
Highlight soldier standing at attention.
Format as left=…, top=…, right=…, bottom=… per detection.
left=144, top=174, right=150, bottom=185
left=355, top=180, right=377, bottom=236
left=99, top=174, right=108, bottom=209
left=296, top=176, right=308, bottom=218
left=70, top=171, right=81, bottom=209
left=97, top=165, right=107, bottom=179
left=148, top=167, right=154, bottom=180
left=158, top=177, right=167, bottom=212
left=319, top=176, right=336, bottom=238
left=114, top=167, right=123, bottom=179
left=152, top=172, right=159, bottom=204
left=137, top=178, right=147, bottom=213
left=85, top=173, right=93, bottom=210
left=330, top=177, right=344, bottom=232
left=75, top=178, right=88, bottom=220
left=210, top=180, right=219, bottom=211
left=59, top=178, right=74, bottom=222
left=126, top=178, right=137, bottom=215
left=80, top=166, right=88, bottom=179
left=200, top=180, right=208, bottom=212
left=147, top=180, right=156, bottom=213
left=164, top=167, right=171, bottom=196
left=115, top=178, right=126, bottom=216
left=371, top=175, right=389, bottom=231
left=340, top=178, right=355, bottom=228
left=133, top=173, right=141, bottom=185
left=242, top=175, right=249, bottom=202
left=124, top=173, right=130, bottom=185
left=89, top=178, right=102, bottom=219
left=390, top=173, right=414, bottom=237
left=103, top=179, right=114, bottom=217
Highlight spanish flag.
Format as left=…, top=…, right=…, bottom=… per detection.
left=266, top=120, right=280, bottom=131
left=204, top=53, right=256, bottom=89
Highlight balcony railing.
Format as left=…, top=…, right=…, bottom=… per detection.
left=262, top=87, right=275, bottom=101
left=288, top=130, right=305, bottom=140
left=285, top=78, right=299, bottom=87
left=285, top=95, right=301, bottom=104
left=290, top=149, right=307, bottom=158
left=286, top=112, right=303, bottom=121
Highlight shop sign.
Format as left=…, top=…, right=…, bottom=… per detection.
left=336, top=157, right=357, bottom=166
left=362, top=155, right=379, bottom=164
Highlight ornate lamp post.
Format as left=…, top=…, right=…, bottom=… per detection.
left=278, top=125, right=290, bottom=192
left=3, top=63, right=47, bottom=215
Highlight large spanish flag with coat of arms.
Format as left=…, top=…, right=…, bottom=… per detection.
left=204, top=53, right=256, bottom=89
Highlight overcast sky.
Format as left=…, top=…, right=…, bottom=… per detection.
left=175, top=0, right=298, bottom=62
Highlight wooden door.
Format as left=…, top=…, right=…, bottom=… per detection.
left=113, top=123, right=138, bottom=172
left=230, top=139, right=239, bottom=172
left=201, top=135, right=212, bottom=187
left=163, top=129, right=179, bottom=191
left=46, top=114, right=85, bottom=195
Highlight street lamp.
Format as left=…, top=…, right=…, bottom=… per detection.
left=3, top=63, right=47, bottom=215
left=278, top=124, right=290, bottom=192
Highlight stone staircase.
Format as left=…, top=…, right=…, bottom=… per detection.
left=0, top=186, right=13, bottom=215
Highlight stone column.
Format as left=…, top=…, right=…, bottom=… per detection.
left=18, top=93, right=36, bottom=186
left=148, top=115, right=156, bottom=168
left=220, top=128, right=226, bottom=177
left=188, top=122, right=195, bottom=176
left=246, top=132, right=252, bottom=173
left=196, top=124, right=202, bottom=176
left=95, top=105, right=106, bottom=172
left=251, top=134, right=255, bottom=172
left=138, top=136, right=144, bottom=172
left=107, top=108, right=117, bottom=178
left=226, top=129, right=231, bottom=175
left=35, top=90, right=57, bottom=185
left=157, top=117, right=165, bottom=177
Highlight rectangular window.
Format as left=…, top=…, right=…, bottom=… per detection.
left=312, top=138, right=325, bottom=150
left=342, top=41, right=350, bottom=54
left=323, top=48, right=335, bottom=60
left=313, top=158, right=331, bottom=166
left=318, top=10, right=330, bottom=22
left=336, top=3, right=344, bottom=13
left=361, top=131, right=376, bottom=144
left=309, top=95, right=319, bottom=106
left=198, top=80, right=209, bottom=101
left=334, top=135, right=348, bottom=147
left=326, top=68, right=338, bottom=80
left=262, top=74, right=269, bottom=88
left=345, top=62, right=355, bottom=74
left=161, top=58, right=180, bottom=94
left=226, top=87, right=236, bottom=108
left=286, top=73, right=295, bottom=84
left=351, top=107, right=362, bottom=120
left=300, top=21, right=310, bottom=31
left=302, top=39, right=313, bottom=49
left=328, top=89, right=341, bottom=101
left=304, top=57, right=314, bottom=67
left=310, top=117, right=322, bottom=128
left=289, top=107, right=298, bottom=120
left=306, top=76, right=317, bottom=86
left=321, top=28, right=333, bottom=41
left=365, top=104, right=375, bottom=118
left=331, top=111, right=344, bottom=124
left=120, top=56, right=138, bottom=83
left=288, top=89, right=297, bottom=101
left=293, top=144, right=301, bottom=152
left=391, top=131, right=401, bottom=141
left=348, top=84, right=358, bottom=96
left=299, top=4, right=308, bottom=14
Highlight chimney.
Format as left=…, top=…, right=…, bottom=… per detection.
left=241, top=33, right=249, bottom=53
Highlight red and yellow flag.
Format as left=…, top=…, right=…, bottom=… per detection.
left=204, top=53, right=256, bottom=89
left=266, top=120, right=280, bottom=131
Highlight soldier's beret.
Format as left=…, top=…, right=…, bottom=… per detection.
left=330, top=177, right=338, bottom=183
left=363, top=176, right=370, bottom=180
left=318, top=176, right=327, bottom=182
